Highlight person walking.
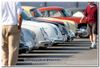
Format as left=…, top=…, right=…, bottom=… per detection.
left=0, top=1, right=22, bottom=66
left=81, top=2, right=98, bottom=49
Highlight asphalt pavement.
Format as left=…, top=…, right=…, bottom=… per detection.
left=16, top=38, right=98, bottom=67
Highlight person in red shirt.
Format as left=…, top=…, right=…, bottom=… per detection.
left=83, top=2, right=98, bottom=49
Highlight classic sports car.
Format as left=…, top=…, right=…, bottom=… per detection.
left=28, top=6, right=82, bottom=22
left=46, top=22, right=74, bottom=42
left=22, top=6, right=76, bottom=41
left=19, top=9, right=65, bottom=53
left=24, top=6, right=88, bottom=38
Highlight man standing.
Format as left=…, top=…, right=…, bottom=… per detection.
left=0, top=1, right=22, bottom=66
left=83, top=2, right=98, bottom=49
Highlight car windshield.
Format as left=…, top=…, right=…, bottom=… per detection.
left=40, top=9, right=70, bottom=17
left=30, top=8, right=70, bottom=17
left=30, top=9, right=43, bottom=17
left=22, top=10, right=31, bottom=20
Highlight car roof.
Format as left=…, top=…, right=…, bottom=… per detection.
left=37, top=6, right=64, bottom=12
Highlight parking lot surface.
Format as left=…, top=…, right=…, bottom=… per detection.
left=17, top=38, right=98, bottom=67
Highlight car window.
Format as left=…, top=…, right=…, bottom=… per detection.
left=40, top=9, right=70, bottom=17
left=41, top=11, right=48, bottom=17
left=22, top=10, right=31, bottom=20
left=61, top=9, right=70, bottom=16
left=30, top=9, right=42, bottom=17
left=49, top=10, right=63, bottom=17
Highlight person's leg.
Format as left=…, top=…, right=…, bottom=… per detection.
left=1, top=25, right=9, bottom=66
left=91, top=23, right=96, bottom=48
left=1, top=43, right=8, bottom=66
left=93, top=23, right=96, bottom=43
left=89, top=35, right=93, bottom=43
left=88, top=23, right=96, bottom=48
left=88, top=23, right=93, bottom=43
left=7, top=25, right=20, bottom=66
left=93, top=34, right=96, bottom=43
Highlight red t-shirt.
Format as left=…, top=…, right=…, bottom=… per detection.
left=84, top=4, right=97, bottom=23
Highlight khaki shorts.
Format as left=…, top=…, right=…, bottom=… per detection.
left=1, top=25, right=20, bottom=66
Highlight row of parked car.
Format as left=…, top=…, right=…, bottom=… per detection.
left=19, top=6, right=88, bottom=54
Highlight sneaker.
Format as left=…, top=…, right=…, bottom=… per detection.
left=90, top=42, right=96, bottom=49
left=90, top=47, right=94, bottom=49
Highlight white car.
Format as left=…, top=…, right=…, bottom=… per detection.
left=21, top=20, right=51, bottom=50
left=22, top=20, right=64, bottom=45
left=19, top=10, right=51, bottom=53
left=20, top=9, right=66, bottom=53
left=20, top=28, right=36, bottom=51
left=46, top=22, right=68, bottom=42
left=22, top=7, right=75, bottom=42
left=37, top=23, right=64, bottom=44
